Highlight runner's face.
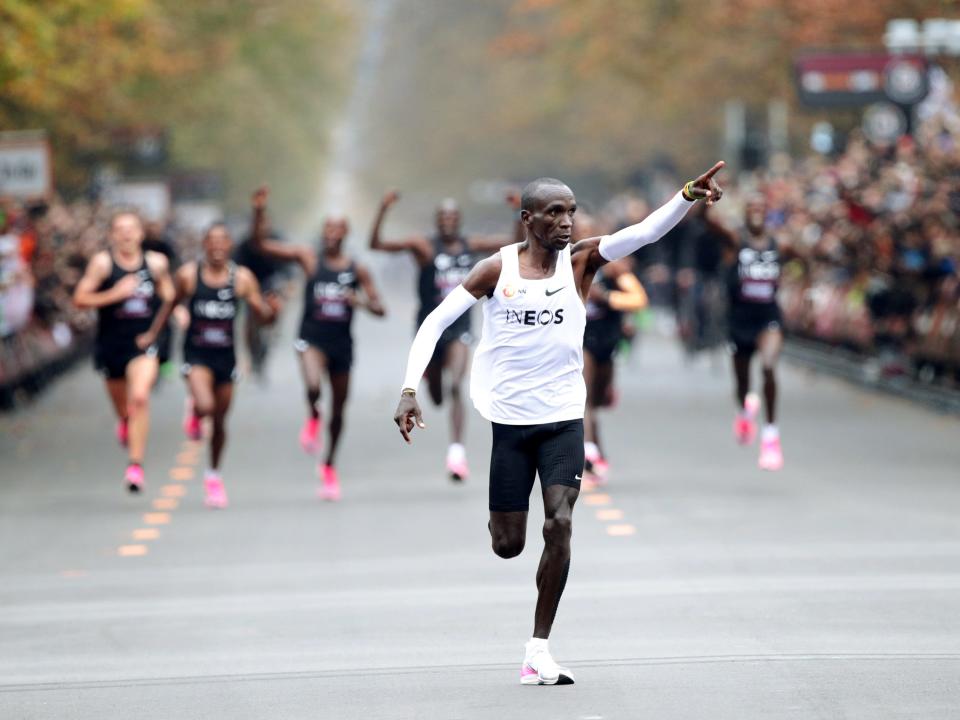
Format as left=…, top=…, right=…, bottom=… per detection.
left=204, top=226, right=233, bottom=265
left=436, top=209, right=460, bottom=237
left=110, top=214, right=144, bottom=254
left=746, top=199, right=766, bottom=234
left=526, top=188, right=576, bottom=250
left=322, top=218, right=348, bottom=253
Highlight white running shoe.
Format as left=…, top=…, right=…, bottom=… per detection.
left=520, top=641, right=575, bottom=685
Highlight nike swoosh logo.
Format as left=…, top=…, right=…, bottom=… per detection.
left=574, top=474, right=582, bottom=481
left=545, top=287, right=565, bottom=297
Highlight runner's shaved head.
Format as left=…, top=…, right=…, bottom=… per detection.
left=521, top=178, right=573, bottom=212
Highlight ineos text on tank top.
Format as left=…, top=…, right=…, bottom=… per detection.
left=470, top=243, right=587, bottom=425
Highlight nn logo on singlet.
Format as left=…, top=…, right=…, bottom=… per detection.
left=504, top=309, right=565, bottom=326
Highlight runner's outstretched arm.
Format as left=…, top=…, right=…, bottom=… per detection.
left=394, top=255, right=501, bottom=442
left=572, top=162, right=726, bottom=277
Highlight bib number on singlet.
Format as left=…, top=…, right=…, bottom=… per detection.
left=741, top=280, right=775, bottom=302
left=120, top=297, right=149, bottom=317
left=198, top=325, right=230, bottom=346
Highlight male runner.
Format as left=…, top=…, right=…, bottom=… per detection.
left=394, top=163, right=724, bottom=684
left=164, top=223, right=276, bottom=508
left=73, top=211, right=175, bottom=492
left=233, top=226, right=290, bottom=379
left=252, top=188, right=385, bottom=500
left=369, top=191, right=520, bottom=481
left=706, top=194, right=785, bottom=470
left=582, top=255, right=647, bottom=482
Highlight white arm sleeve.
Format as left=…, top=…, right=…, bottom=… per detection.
left=401, top=285, right=478, bottom=391
left=598, top=191, right=694, bottom=262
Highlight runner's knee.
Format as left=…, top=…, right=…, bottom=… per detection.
left=542, top=516, right=572, bottom=547
left=127, top=390, right=150, bottom=415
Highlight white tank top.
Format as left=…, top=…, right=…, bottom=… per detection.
left=470, top=243, right=587, bottom=425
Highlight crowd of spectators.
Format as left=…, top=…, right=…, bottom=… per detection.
left=0, top=197, right=200, bottom=408
left=749, top=108, right=959, bottom=386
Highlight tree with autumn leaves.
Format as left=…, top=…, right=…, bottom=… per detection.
left=0, top=0, right=352, bottom=214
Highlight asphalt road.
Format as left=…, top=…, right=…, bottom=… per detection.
left=2, top=292, right=959, bottom=719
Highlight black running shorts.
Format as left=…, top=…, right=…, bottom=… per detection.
left=181, top=351, right=237, bottom=386
left=295, top=336, right=353, bottom=375
left=94, top=343, right=157, bottom=380
left=489, top=419, right=584, bottom=513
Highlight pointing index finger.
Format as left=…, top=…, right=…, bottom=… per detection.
left=701, top=161, right=726, bottom=181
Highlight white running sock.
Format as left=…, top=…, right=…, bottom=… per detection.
left=584, top=441, right=600, bottom=460
left=447, top=443, right=466, bottom=462
left=526, top=637, right=549, bottom=656
left=762, top=424, right=779, bottom=442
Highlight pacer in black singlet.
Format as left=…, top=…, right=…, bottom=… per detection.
left=727, top=233, right=782, bottom=355
left=182, top=263, right=240, bottom=386
left=707, top=194, right=786, bottom=470
left=250, top=187, right=385, bottom=499
left=94, top=255, right=161, bottom=379
left=369, top=190, right=521, bottom=481
left=162, top=222, right=276, bottom=508
left=73, top=211, right=175, bottom=493
left=579, top=214, right=648, bottom=482
left=295, top=258, right=360, bottom=375
left=417, top=236, right=475, bottom=361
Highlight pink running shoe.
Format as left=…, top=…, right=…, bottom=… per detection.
left=318, top=464, right=341, bottom=501
left=183, top=413, right=202, bottom=441
left=115, top=419, right=129, bottom=448
left=591, top=457, right=610, bottom=484
left=733, top=414, right=756, bottom=445
left=204, top=472, right=229, bottom=509
left=447, top=456, right=470, bottom=482
left=300, top=416, right=322, bottom=455
left=124, top=464, right=144, bottom=493
left=758, top=436, right=784, bottom=471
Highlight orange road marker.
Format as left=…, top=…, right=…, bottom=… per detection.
left=584, top=493, right=611, bottom=506
left=606, top=524, right=636, bottom=536
left=60, top=570, right=87, bottom=578
left=152, top=498, right=178, bottom=511
left=132, top=528, right=160, bottom=541
left=143, top=512, right=171, bottom=525
left=176, top=452, right=198, bottom=465
left=161, top=484, right=187, bottom=498
left=596, top=508, right=624, bottom=521
left=118, top=544, right=148, bottom=557
left=169, top=467, right=195, bottom=481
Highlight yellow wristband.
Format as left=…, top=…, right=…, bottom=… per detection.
left=682, top=181, right=697, bottom=202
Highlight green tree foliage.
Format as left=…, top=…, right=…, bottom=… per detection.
left=0, top=0, right=352, bottom=214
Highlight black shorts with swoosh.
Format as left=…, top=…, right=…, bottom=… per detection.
left=488, top=419, right=584, bottom=512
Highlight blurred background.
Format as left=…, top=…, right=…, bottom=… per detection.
left=2, top=1, right=959, bottom=409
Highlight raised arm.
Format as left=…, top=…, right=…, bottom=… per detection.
left=353, top=263, right=386, bottom=317
left=249, top=187, right=315, bottom=273
left=368, top=190, right=432, bottom=265
left=393, top=255, right=501, bottom=443
left=73, top=252, right=136, bottom=309
left=571, top=161, right=725, bottom=296
left=235, top=265, right=277, bottom=324
left=465, top=189, right=524, bottom=254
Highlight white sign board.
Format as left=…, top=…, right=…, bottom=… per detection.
left=0, top=135, right=52, bottom=199
left=103, top=181, right=171, bottom=223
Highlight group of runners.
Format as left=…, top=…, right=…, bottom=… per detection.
left=75, top=163, right=792, bottom=684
